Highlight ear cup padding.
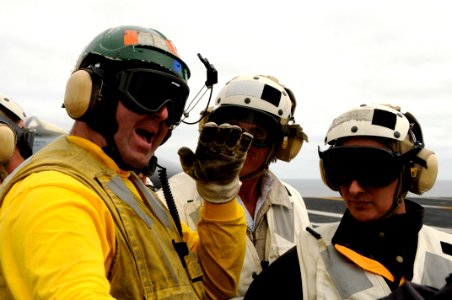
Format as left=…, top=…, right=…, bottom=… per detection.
left=275, top=124, right=308, bottom=162
left=0, top=123, right=16, bottom=162
left=408, top=148, right=438, bottom=195
left=64, top=69, right=94, bottom=119
left=277, top=135, right=303, bottom=162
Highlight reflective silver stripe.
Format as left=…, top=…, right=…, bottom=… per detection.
left=321, top=244, right=373, bottom=298
left=422, top=251, right=452, bottom=287
left=272, top=205, right=294, bottom=242
left=107, top=175, right=153, bottom=228
left=131, top=174, right=173, bottom=229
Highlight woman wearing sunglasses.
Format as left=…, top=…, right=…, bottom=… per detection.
left=246, top=103, right=452, bottom=299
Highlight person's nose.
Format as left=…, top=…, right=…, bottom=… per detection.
left=347, top=179, right=366, bottom=194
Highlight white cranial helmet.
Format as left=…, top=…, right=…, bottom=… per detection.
left=325, top=103, right=410, bottom=146
left=0, top=92, right=26, bottom=121
left=212, top=75, right=294, bottom=126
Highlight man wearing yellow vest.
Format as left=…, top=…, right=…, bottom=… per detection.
left=0, top=25, right=249, bottom=299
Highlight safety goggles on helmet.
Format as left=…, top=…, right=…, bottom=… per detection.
left=116, top=68, right=190, bottom=126
left=319, top=146, right=403, bottom=189
left=209, top=106, right=279, bottom=147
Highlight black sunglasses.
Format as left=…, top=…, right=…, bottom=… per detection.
left=319, top=146, right=403, bottom=189
left=116, top=68, right=190, bottom=126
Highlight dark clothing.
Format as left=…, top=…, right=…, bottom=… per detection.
left=379, top=273, right=452, bottom=300
left=244, top=200, right=425, bottom=298
left=244, top=246, right=302, bottom=300
left=333, top=200, right=424, bottom=290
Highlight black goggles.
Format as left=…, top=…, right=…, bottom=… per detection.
left=116, top=68, right=189, bottom=126
left=319, top=146, right=403, bottom=189
left=209, top=107, right=279, bottom=147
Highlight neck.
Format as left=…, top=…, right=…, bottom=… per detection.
left=70, top=121, right=107, bottom=147
left=239, top=175, right=263, bottom=217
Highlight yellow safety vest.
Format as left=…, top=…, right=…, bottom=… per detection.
left=0, top=136, right=204, bottom=299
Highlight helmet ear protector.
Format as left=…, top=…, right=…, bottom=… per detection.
left=0, top=116, right=35, bottom=161
left=319, top=105, right=438, bottom=195
left=63, top=65, right=105, bottom=121
left=275, top=123, right=307, bottom=162
left=274, top=85, right=307, bottom=162
left=402, top=111, right=438, bottom=195
left=199, top=106, right=308, bottom=162
left=0, top=122, right=16, bottom=162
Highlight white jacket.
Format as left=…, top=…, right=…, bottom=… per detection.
left=297, top=222, right=452, bottom=300
left=159, top=171, right=310, bottom=298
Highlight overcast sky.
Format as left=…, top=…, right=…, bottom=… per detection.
left=2, top=1, right=452, bottom=190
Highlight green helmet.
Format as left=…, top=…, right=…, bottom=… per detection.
left=75, top=25, right=190, bottom=82
left=64, top=25, right=192, bottom=172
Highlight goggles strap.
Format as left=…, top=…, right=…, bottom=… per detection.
left=102, top=135, right=140, bottom=173
left=239, top=165, right=269, bottom=182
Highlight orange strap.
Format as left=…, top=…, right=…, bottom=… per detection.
left=335, top=244, right=395, bottom=282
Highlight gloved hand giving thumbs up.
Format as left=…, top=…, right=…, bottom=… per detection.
left=178, top=122, right=253, bottom=204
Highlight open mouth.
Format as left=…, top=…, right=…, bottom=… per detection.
left=135, top=128, right=154, bottom=143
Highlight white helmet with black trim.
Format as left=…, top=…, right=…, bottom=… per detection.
left=325, top=103, right=410, bottom=145
left=321, top=103, right=437, bottom=195
left=206, top=75, right=307, bottom=165
left=213, top=75, right=294, bottom=126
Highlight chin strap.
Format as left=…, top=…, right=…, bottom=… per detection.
left=101, top=132, right=140, bottom=173
left=379, top=173, right=406, bottom=220
left=239, top=165, right=268, bottom=181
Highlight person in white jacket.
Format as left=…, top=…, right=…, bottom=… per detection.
left=245, top=103, right=452, bottom=300
left=160, top=74, right=310, bottom=298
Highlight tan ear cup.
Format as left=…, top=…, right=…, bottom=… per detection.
left=0, top=123, right=16, bottom=162
left=276, top=124, right=308, bottom=162
left=64, top=69, right=94, bottom=120
left=408, top=148, right=438, bottom=195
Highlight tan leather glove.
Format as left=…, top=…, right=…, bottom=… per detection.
left=178, top=122, right=253, bottom=204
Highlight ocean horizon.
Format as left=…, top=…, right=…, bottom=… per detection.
left=282, top=178, right=452, bottom=199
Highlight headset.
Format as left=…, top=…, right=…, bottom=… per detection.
left=0, top=121, right=16, bottom=162
left=198, top=75, right=308, bottom=163
left=0, top=116, right=35, bottom=161
left=63, top=65, right=106, bottom=122
left=0, top=90, right=35, bottom=165
left=319, top=104, right=437, bottom=195
left=402, top=111, right=438, bottom=195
